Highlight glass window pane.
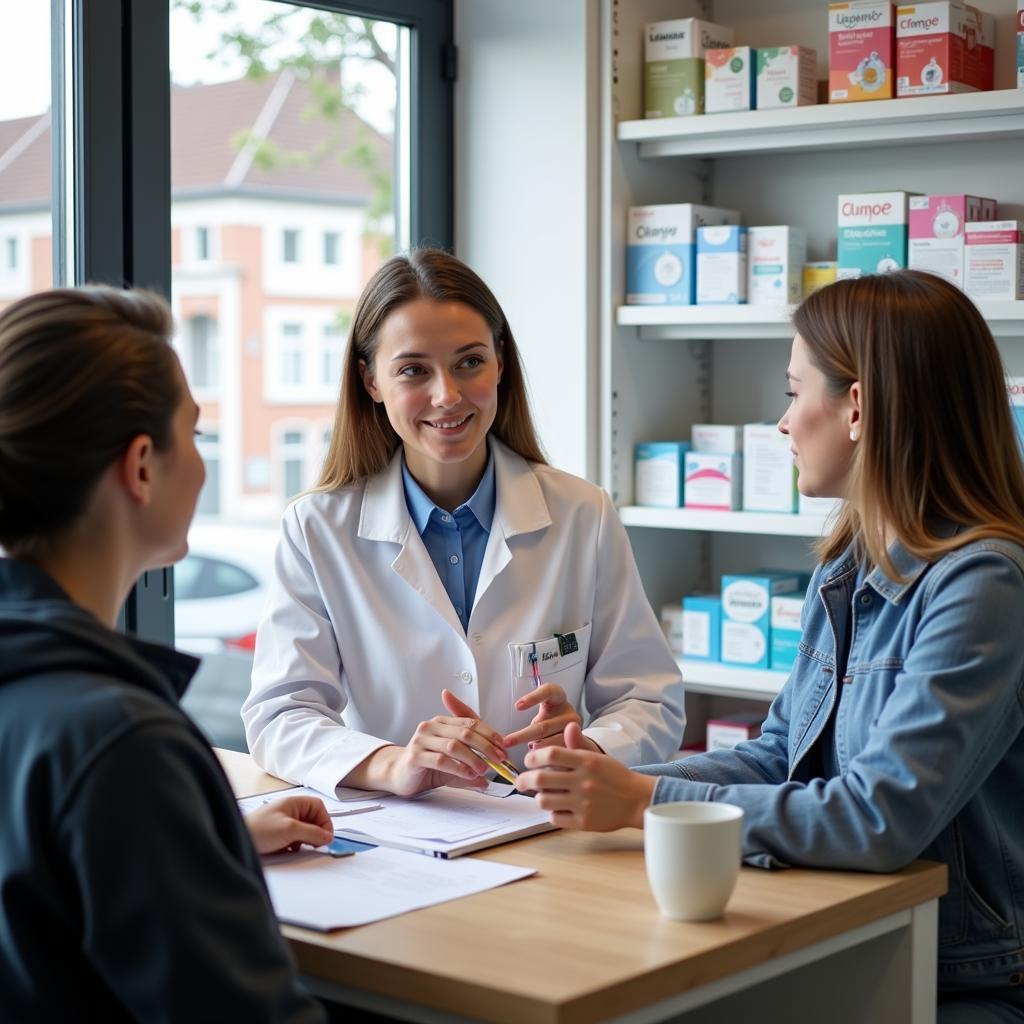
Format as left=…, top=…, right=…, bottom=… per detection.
left=0, top=6, right=53, bottom=305
left=170, top=0, right=403, bottom=751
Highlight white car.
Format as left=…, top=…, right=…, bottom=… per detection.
left=175, top=522, right=279, bottom=751
left=175, top=522, right=279, bottom=654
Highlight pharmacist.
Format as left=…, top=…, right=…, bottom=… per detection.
left=243, top=249, right=683, bottom=798
left=519, top=271, right=1024, bottom=1018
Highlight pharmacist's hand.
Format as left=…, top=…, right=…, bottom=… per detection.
left=515, top=723, right=656, bottom=831
left=245, top=795, right=334, bottom=854
left=502, top=683, right=599, bottom=753
left=376, top=690, right=508, bottom=797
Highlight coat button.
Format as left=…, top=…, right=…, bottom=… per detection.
left=460, top=671, right=473, bottom=683
left=859, top=593, right=871, bottom=606
left=1010, top=972, right=1023, bottom=986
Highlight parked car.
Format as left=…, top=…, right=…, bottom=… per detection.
left=176, top=522, right=279, bottom=752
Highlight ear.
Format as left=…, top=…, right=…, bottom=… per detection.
left=359, top=357, right=382, bottom=403
left=119, top=434, right=155, bottom=508
left=848, top=381, right=862, bottom=435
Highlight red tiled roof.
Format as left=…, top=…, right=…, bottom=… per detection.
left=0, top=70, right=392, bottom=208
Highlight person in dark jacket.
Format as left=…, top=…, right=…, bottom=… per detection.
left=0, top=286, right=332, bottom=1022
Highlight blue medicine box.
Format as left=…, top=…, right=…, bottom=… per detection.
left=634, top=442, right=689, bottom=507
left=682, top=595, right=722, bottom=662
left=720, top=572, right=802, bottom=670
left=769, top=593, right=805, bottom=672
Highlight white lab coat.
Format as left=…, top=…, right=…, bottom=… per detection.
left=242, top=439, right=684, bottom=796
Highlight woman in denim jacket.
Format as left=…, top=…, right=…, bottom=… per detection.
left=517, top=270, right=1024, bottom=1021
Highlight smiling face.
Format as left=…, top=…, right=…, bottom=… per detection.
left=360, top=297, right=503, bottom=496
left=778, top=333, right=860, bottom=499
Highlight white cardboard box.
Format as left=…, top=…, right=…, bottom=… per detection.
left=743, top=423, right=798, bottom=512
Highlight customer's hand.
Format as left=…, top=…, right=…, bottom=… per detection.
left=502, top=684, right=600, bottom=753
left=515, top=722, right=656, bottom=831
left=245, top=794, right=334, bottom=854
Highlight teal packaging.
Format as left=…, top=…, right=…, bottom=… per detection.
left=837, top=191, right=914, bottom=278
left=721, top=572, right=802, bottom=670
left=770, top=593, right=805, bottom=671
left=682, top=595, right=722, bottom=662
left=634, top=442, right=689, bottom=507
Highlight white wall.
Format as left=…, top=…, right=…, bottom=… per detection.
left=454, top=0, right=600, bottom=481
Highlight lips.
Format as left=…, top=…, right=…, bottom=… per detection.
left=423, top=413, right=473, bottom=431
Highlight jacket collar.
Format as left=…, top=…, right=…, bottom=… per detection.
left=358, top=437, right=551, bottom=544
left=822, top=520, right=963, bottom=605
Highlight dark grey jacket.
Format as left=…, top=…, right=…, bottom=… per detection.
left=0, top=558, right=324, bottom=1023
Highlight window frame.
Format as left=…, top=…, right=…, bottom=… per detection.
left=63, top=0, right=453, bottom=644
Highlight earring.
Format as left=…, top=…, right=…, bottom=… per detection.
left=849, top=430, right=859, bottom=442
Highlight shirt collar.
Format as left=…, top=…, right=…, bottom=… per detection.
left=401, top=446, right=497, bottom=536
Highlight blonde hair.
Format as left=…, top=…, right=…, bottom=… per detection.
left=793, top=270, right=1024, bottom=579
left=316, top=249, right=546, bottom=491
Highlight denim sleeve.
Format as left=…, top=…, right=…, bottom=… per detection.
left=649, top=548, right=1024, bottom=872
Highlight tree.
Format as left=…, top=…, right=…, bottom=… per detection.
left=173, top=0, right=395, bottom=226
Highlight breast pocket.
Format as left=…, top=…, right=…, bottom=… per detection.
left=508, top=622, right=593, bottom=706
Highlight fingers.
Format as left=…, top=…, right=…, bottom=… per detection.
left=440, top=688, right=479, bottom=719
left=512, top=683, right=568, bottom=713
left=563, top=721, right=587, bottom=750
left=290, top=820, right=336, bottom=847
left=413, top=717, right=508, bottom=768
left=274, top=794, right=333, bottom=831
left=524, top=745, right=593, bottom=771
left=504, top=712, right=579, bottom=749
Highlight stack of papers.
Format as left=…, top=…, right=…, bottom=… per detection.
left=261, top=846, right=536, bottom=930
left=239, top=784, right=551, bottom=930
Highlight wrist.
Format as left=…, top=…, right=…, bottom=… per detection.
left=348, top=744, right=402, bottom=792
left=631, top=773, right=657, bottom=829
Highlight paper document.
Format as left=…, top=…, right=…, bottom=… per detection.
left=237, top=786, right=382, bottom=818
left=335, top=786, right=554, bottom=858
left=262, top=846, right=536, bottom=930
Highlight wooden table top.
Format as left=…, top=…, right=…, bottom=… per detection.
left=219, top=748, right=947, bottom=1024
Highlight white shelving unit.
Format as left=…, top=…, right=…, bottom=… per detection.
left=600, top=0, right=1024, bottom=734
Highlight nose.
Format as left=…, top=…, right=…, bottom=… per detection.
left=777, top=411, right=790, bottom=436
left=431, top=370, right=460, bottom=408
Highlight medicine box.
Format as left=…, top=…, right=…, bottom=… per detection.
left=721, top=572, right=803, bottom=670
left=627, top=204, right=741, bottom=306
left=770, top=595, right=805, bottom=672
left=743, top=423, right=798, bottom=513
left=682, top=595, right=722, bottom=661
left=756, top=46, right=818, bottom=109
left=829, top=1, right=896, bottom=102
left=645, top=18, right=734, bottom=118
left=908, top=194, right=994, bottom=288
left=837, top=191, right=913, bottom=278
left=634, top=442, right=688, bottom=507
left=1017, top=1, right=1024, bottom=89
left=691, top=423, right=743, bottom=454
left=896, top=2, right=975, bottom=97
left=964, top=221, right=1024, bottom=301
left=706, top=712, right=763, bottom=750
left=705, top=46, right=756, bottom=113
left=684, top=452, right=742, bottom=511
left=803, top=261, right=838, bottom=296
left=748, top=226, right=806, bottom=306
left=966, top=5, right=996, bottom=92
left=697, top=225, right=748, bottom=305
left=660, top=602, right=684, bottom=656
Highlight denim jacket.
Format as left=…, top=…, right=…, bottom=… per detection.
left=638, top=532, right=1024, bottom=990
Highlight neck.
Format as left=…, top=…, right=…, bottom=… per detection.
left=27, top=521, right=138, bottom=630
left=405, top=441, right=488, bottom=512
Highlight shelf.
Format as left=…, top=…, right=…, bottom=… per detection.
left=617, top=301, right=1024, bottom=341
left=679, top=659, right=786, bottom=701
left=620, top=506, right=831, bottom=537
left=617, top=89, right=1024, bottom=159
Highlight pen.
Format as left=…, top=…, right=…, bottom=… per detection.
left=475, top=752, right=519, bottom=784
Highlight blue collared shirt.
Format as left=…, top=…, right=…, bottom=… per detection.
left=401, top=450, right=496, bottom=632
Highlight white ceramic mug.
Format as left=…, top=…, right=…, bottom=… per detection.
left=643, top=801, right=744, bottom=921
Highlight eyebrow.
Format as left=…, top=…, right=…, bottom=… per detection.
left=390, top=342, right=489, bottom=362
left=785, top=372, right=801, bottom=382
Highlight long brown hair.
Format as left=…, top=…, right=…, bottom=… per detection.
left=793, top=270, right=1024, bottom=579
left=317, top=249, right=546, bottom=490
left=0, top=286, right=179, bottom=557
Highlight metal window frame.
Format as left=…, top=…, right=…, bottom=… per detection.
left=58, top=0, right=453, bottom=644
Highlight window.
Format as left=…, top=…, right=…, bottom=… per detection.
left=280, top=322, right=305, bottom=386
left=323, top=231, right=340, bottom=265
left=175, top=554, right=259, bottom=601
left=4, top=237, right=16, bottom=270
left=195, top=226, right=211, bottom=261
left=282, top=228, right=301, bottom=264
left=188, top=315, right=219, bottom=390
left=321, top=323, right=344, bottom=389
left=281, top=428, right=306, bottom=498
left=195, top=429, right=220, bottom=517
